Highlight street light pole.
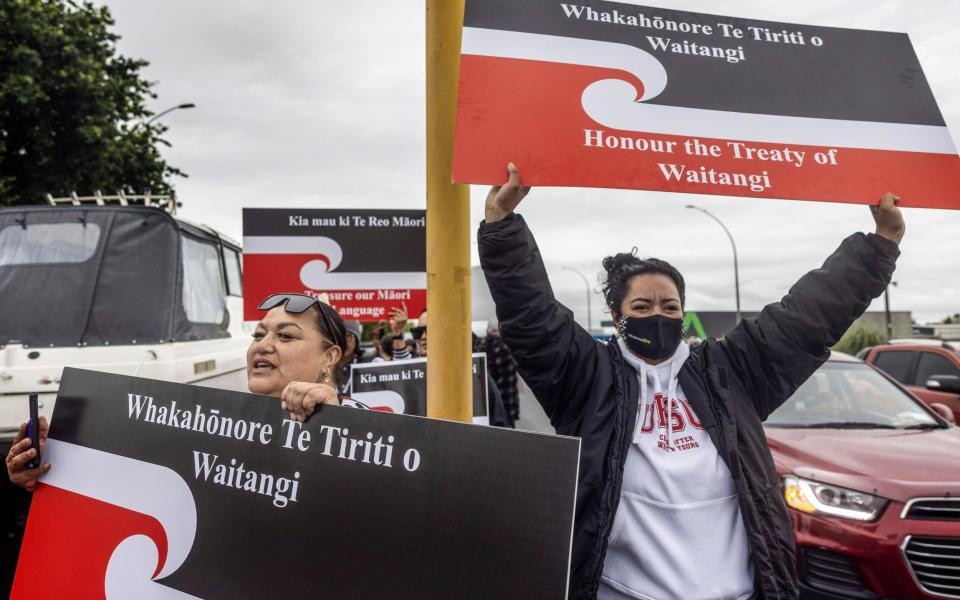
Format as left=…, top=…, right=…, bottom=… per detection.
left=562, top=267, right=592, bottom=334
left=146, top=103, right=196, bottom=126
left=686, top=205, right=741, bottom=326
left=884, top=281, right=898, bottom=339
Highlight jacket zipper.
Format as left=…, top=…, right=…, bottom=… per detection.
left=688, top=348, right=729, bottom=458
left=588, top=344, right=636, bottom=597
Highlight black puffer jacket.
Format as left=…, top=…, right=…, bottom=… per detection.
left=478, top=213, right=898, bottom=599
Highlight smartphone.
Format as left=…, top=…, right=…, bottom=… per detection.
left=27, top=393, right=40, bottom=469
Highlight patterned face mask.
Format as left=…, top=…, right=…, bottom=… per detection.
left=617, top=314, right=685, bottom=361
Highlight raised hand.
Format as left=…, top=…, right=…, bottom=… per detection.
left=871, top=192, right=906, bottom=245
left=389, top=302, right=409, bottom=335
left=485, top=162, right=531, bottom=223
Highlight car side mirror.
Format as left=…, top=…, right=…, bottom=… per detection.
left=929, top=403, right=956, bottom=424
left=926, top=374, right=960, bottom=394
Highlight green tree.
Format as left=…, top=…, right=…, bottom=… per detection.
left=832, top=325, right=887, bottom=357
left=0, top=0, right=184, bottom=206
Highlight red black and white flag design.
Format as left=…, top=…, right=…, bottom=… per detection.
left=348, top=354, right=490, bottom=425
left=12, top=368, right=579, bottom=598
left=242, top=209, right=426, bottom=322
left=453, top=0, right=960, bottom=209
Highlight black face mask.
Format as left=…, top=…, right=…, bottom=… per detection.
left=617, top=314, right=684, bottom=361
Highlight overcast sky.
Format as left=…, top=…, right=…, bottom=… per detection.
left=101, top=0, right=960, bottom=325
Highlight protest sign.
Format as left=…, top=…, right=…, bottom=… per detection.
left=453, top=0, right=960, bottom=209
left=243, top=208, right=426, bottom=321
left=12, top=368, right=579, bottom=599
left=349, top=354, right=490, bottom=425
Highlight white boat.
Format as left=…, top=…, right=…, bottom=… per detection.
left=0, top=196, right=251, bottom=442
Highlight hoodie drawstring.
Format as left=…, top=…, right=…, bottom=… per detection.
left=632, top=360, right=648, bottom=445
left=665, top=358, right=681, bottom=448
left=631, top=350, right=685, bottom=448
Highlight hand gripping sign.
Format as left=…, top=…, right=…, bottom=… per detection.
left=453, top=0, right=960, bottom=209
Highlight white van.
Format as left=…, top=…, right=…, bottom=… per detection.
left=0, top=200, right=250, bottom=443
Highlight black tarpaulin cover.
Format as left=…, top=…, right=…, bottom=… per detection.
left=0, top=206, right=229, bottom=348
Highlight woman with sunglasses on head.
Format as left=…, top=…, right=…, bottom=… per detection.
left=479, top=164, right=903, bottom=600
left=248, top=293, right=351, bottom=423
left=7, top=293, right=348, bottom=491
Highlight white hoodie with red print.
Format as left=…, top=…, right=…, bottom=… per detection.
left=598, top=339, right=754, bottom=600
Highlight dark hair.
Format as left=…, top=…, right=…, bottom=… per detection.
left=380, top=333, right=395, bottom=356
left=308, top=303, right=347, bottom=353
left=600, top=249, right=685, bottom=314
left=349, top=333, right=364, bottom=360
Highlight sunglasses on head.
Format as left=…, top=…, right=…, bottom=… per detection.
left=257, top=293, right=345, bottom=350
left=411, top=326, right=426, bottom=340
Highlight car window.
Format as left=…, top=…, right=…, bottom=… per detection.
left=182, top=236, right=226, bottom=324
left=223, top=246, right=243, bottom=297
left=766, top=363, right=938, bottom=429
left=0, top=223, right=100, bottom=265
left=872, top=350, right=913, bottom=383
left=914, top=352, right=960, bottom=386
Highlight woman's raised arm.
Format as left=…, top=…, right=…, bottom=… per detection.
left=479, top=165, right=600, bottom=430
left=718, top=194, right=903, bottom=420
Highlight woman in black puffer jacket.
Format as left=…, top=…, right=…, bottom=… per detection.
left=478, top=163, right=903, bottom=600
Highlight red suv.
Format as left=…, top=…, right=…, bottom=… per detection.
left=861, top=342, right=960, bottom=421
left=765, top=352, right=960, bottom=600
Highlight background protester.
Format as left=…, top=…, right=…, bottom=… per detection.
left=413, top=308, right=429, bottom=357
left=404, top=338, right=419, bottom=359
left=343, top=320, right=364, bottom=362
left=372, top=334, right=392, bottom=363
left=485, top=320, right=520, bottom=425
left=334, top=320, right=365, bottom=395
left=391, top=335, right=412, bottom=360
left=7, top=293, right=349, bottom=491
left=370, top=325, right=385, bottom=358
left=415, top=309, right=513, bottom=428
left=479, top=164, right=903, bottom=600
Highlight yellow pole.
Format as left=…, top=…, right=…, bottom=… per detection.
left=425, top=0, right=472, bottom=422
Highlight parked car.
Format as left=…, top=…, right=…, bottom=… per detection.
left=860, top=341, right=960, bottom=421
left=765, top=352, right=959, bottom=600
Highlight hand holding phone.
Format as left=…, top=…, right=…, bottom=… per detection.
left=27, top=393, right=41, bottom=469
left=6, top=398, right=49, bottom=491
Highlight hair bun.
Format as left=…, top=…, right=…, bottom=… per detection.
left=599, top=249, right=686, bottom=313
left=601, top=249, right=641, bottom=277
